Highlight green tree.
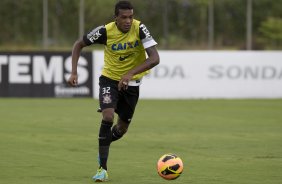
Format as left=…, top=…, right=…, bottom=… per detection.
left=259, top=17, right=282, bottom=48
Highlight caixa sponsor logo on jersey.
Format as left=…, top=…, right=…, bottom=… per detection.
left=111, top=40, right=139, bottom=51
left=209, top=65, right=282, bottom=80
left=0, top=53, right=92, bottom=97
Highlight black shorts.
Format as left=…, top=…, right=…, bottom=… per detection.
left=99, top=75, right=139, bottom=123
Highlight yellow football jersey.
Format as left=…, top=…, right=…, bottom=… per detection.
left=102, top=19, right=148, bottom=81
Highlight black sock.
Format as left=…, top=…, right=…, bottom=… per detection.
left=111, top=124, right=123, bottom=142
left=98, top=120, right=113, bottom=170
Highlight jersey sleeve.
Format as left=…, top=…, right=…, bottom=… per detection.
left=139, top=23, right=157, bottom=49
left=83, top=25, right=107, bottom=45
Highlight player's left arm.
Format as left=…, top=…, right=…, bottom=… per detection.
left=142, top=45, right=160, bottom=72
left=118, top=46, right=159, bottom=90
left=118, top=45, right=159, bottom=90
left=125, top=46, right=159, bottom=77
left=118, top=23, right=160, bottom=90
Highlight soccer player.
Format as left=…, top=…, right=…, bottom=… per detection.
left=67, top=0, right=160, bottom=182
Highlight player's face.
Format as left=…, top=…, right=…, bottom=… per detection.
left=115, top=9, right=133, bottom=33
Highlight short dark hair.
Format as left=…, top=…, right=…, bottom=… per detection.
left=115, top=1, right=133, bottom=16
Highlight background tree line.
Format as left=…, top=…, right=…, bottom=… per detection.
left=0, top=0, right=281, bottom=51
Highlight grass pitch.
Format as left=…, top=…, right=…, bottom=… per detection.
left=0, top=98, right=282, bottom=184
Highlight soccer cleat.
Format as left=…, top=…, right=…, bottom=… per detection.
left=92, top=168, right=109, bottom=182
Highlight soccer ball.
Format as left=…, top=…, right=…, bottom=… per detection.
left=157, top=153, right=183, bottom=180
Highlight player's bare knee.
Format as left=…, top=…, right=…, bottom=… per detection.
left=102, top=108, right=114, bottom=122
left=102, top=115, right=114, bottom=122
left=102, top=113, right=114, bottom=122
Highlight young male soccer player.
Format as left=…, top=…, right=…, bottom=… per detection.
left=68, top=0, right=160, bottom=182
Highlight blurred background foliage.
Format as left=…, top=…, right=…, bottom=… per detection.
left=0, top=0, right=281, bottom=51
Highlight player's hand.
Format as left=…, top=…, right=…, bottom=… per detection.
left=67, top=74, right=78, bottom=87
left=118, top=73, right=133, bottom=91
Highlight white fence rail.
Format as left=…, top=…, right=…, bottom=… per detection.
left=94, top=51, right=282, bottom=99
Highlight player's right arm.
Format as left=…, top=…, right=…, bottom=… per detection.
left=68, top=40, right=87, bottom=86
left=68, top=25, right=106, bottom=87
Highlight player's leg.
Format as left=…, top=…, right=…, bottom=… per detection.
left=99, top=108, right=114, bottom=171
left=111, top=118, right=129, bottom=142
left=93, top=108, right=113, bottom=182
left=112, top=85, right=139, bottom=142
left=94, top=76, right=118, bottom=180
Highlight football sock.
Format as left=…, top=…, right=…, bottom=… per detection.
left=111, top=124, right=124, bottom=142
left=98, top=120, right=113, bottom=170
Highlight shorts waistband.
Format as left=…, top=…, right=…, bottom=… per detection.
left=128, top=79, right=142, bottom=86
left=100, top=75, right=142, bottom=86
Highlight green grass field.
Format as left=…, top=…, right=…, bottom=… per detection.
left=0, top=98, right=282, bottom=184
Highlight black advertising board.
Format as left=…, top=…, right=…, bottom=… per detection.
left=0, top=51, right=93, bottom=97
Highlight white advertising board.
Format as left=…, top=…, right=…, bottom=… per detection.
left=93, top=51, right=282, bottom=99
